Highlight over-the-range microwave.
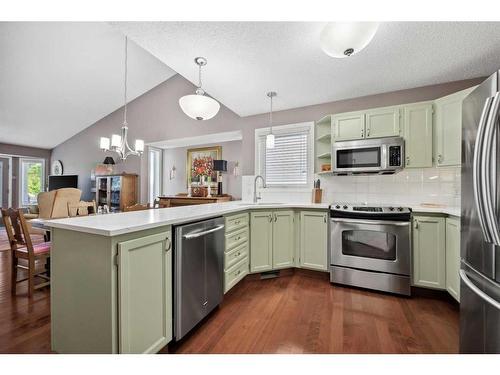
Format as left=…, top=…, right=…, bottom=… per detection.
left=331, top=136, right=405, bottom=175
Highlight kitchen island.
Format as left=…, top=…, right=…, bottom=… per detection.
left=46, top=201, right=328, bottom=354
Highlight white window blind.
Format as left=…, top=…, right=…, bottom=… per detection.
left=263, top=131, right=309, bottom=186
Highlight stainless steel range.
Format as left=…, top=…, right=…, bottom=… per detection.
left=329, top=204, right=412, bottom=295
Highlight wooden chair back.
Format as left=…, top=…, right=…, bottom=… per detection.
left=52, top=188, right=82, bottom=218
left=1, top=208, right=25, bottom=251
left=37, top=190, right=57, bottom=219
left=123, top=203, right=151, bottom=212
left=68, top=200, right=97, bottom=217
left=17, top=210, right=36, bottom=258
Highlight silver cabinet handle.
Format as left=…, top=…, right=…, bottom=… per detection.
left=323, top=215, right=327, bottom=223
left=331, top=218, right=410, bottom=226
left=481, top=92, right=500, bottom=245
left=165, top=237, right=171, bottom=251
left=460, top=269, right=500, bottom=310
left=367, top=127, right=370, bottom=137
left=473, top=96, right=494, bottom=243
left=268, top=214, right=272, bottom=222
left=406, top=156, right=410, bottom=166
left=437, top=154, right=443, bottom=164
left=235, top=220, right=240, bottom=225
left=183, top=224, right=225, bottom=239
left=361, top=129, right=364, bottom=138
left=414, top=220, right=418, bottom=229
left=274, top=213, right=277, bottom=222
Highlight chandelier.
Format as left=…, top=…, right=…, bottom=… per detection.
left=99, top=36, right=144, bottom=160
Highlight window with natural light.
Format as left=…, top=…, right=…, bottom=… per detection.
left=255, top=122, right=313, bottom=187
left=148, top=147, right=162, bottom=203
left=20, top=158, right=45, bottom=205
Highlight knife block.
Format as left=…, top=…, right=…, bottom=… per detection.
left=312, top=188, right=322, bottom=204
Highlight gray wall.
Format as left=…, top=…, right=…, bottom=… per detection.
left=163, top=140, right=242, bottom=199
left=51, top=73, right=484, bottom=202
left=0, top=143, right=51, bottom=208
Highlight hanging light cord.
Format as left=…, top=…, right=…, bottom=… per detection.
left=198, top=62, right=202, bottom=89
left=269, top=94, right=273, bottom=134
left=123, top=36, right=128, bottom=126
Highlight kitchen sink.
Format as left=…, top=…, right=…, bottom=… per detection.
left=237, top=202, right=285, bottom=206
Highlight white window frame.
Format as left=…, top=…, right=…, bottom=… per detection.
left=0, top=154, right=13, bottom=208
left=254, top=122, right=314, bottom=190
left=148, top=146, right=163, bottom=204
left=19, top=157, right=45, bottom=206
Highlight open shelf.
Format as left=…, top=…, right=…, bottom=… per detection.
left=316, top=170, right=333, bottom=175
left=317, top=152, right=331, bottom=159
left=316, top=133, right=331, bottom=142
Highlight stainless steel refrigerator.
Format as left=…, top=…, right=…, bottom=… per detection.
left=461, top=71, right=500, bottom=353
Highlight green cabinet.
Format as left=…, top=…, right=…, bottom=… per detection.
left=117, top=231, right=172, bottom=354
left=412, top=215, right=446, bottom=289
left=332, top=111, right=365, bottom=141
left=434, top=87, right=475, bottom=167
left=299, top=211, right=328, bottom=271
left=445, top=216, right=461, bottom=302
left=250, top=210, right=294, bottom=272
left=403, top=102, right=433, bottom=168
left=365, top=106, right=401, bottom=138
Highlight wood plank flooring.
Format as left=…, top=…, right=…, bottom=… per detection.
left=0, top=230, right=459, bottom=354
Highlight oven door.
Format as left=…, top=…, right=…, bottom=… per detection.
left=330, top=217, right=411, bottom=275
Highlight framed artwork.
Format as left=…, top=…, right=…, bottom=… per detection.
left=187, top=146, right=221, bottom=186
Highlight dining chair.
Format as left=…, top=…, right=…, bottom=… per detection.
left=68, top=200, right=97, bottom=217
left=123, top=203, right=151, bottom=212
left=1, top=208, right=51, bottom=297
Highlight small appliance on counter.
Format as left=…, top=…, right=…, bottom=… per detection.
left=329, top=203, right=412, bottom=295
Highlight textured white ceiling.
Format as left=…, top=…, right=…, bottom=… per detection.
left=0, top=22, right=176, bottom=149
left=113, top=22, right=500, bottom=116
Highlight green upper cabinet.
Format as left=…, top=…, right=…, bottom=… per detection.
left=365, top=106, right=401, bottom=138
left=272, top=210, right=295, bottom=269
left=412, top=215, right=446, bottom=289
left=332, top=111, right=365, bottom=141
left=446, top=216, right=461, bottom=302
left=403, top=102, right=433, bottom=168
left=250, top=211, right=273, bottom=273
left=299, top=211, right=328, bottom=271
left=434, top=87, right=476, bottom=167
left=117, top=231, right=172, bottom=354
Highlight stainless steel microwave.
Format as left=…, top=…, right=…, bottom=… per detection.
left=331, top=136, right=405, bottom=175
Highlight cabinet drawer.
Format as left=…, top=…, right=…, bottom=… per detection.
left=224, top=257, right=249, bottom=293
left=225, top=213, right=249, bottom=233
left=225, top=227, right=249, bottom=251
left=224, top=241, right=249, bottom=270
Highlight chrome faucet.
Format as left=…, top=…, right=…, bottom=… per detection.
left=253, top=175, right=266, bottom=203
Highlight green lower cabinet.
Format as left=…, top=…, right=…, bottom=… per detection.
left=272, top=211, right=295, bottom=269
left=412, top=215, right=446, bottom=289
left=250, top=211, right=273, bottom=272
left=299, top=211, right=328, bottom=271
left=445, top=217, right=461, bottom=302
left=117, top=231, right=173, bottom=354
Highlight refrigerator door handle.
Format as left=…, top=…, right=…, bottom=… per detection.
left=473, top=96, right=494, bottom=243
left=482, top=91, right=500, bottom=246
left=460, top=269, right=500, bottom=310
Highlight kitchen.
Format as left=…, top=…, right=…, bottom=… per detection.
left=1, top=5, right=500, bottom=372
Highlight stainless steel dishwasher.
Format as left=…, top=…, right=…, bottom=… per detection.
left=174, top=216, right=225, bottom=340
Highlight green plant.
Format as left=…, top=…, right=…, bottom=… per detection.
left=27, top=163, right=42, bottom=198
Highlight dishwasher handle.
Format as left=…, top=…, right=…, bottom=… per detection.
left=183, top=224, right=225, bottom=239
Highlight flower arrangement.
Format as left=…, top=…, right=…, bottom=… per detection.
left=191, top=155, right=214, bottom=180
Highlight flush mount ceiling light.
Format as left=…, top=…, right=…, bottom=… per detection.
left=320, top=22, right=379, bottom=58
left=266, top=91, right=277, bottom=149
left=99, top=36, right=144, bottom=160
left=179, top=57, right=220, bottom=121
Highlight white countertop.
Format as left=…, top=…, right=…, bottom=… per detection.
left=45, top=201, right=329, bottom=236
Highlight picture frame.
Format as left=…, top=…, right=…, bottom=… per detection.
left=186, top=146, right=221, bottom=187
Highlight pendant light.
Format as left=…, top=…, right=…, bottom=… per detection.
left=179, top=57, right=220, bottom=121
left=266, top=91, right=277, bottom=149
left=99, top=36, right=144, bottom=160
left=320, top=22, right=379, bottom=58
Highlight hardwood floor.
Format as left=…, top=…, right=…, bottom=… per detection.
left=0, top=229, right=459, bottom=354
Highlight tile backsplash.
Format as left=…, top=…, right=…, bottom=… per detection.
left=242, top=166, right=461, bottom=207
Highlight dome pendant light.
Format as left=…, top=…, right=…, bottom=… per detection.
left=179, top=57, right=220, bottom=121
left=266, top=92, right=277, bottom=149
left=320, top=22, right=379, bottom=58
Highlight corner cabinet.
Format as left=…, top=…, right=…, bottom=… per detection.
left=117, top=232, right=173, bottom=354
left=299, top=211, right=328, bottom=271
left=250, top=210, right=294, bottom=273
left=403, top=102, right=433, bottom=168
left=445, top=216, right=461, bottom=301
left=412, top=215, right=446, bottom=289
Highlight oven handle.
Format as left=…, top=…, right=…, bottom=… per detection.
left=330, top=218, right=410, bottom=226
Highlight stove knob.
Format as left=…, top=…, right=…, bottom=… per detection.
left=388, top=207, right=394, bottom=211
left=335, top=205, right=340, bottom=209
left=343, top=205, right=348, bottom=210
left=398, top=207, right=404, bottom=212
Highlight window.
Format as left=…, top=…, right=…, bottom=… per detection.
left=255, top=122, right=313, bottom=187
left=20, top=158, right=45, bottom=206
left=148, top=147, right=162, bottom=203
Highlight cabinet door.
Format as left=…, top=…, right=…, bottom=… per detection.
left=118, top=231, right=172, bottom=354
left=403, top=103, right=433, bottom=168
left=332, top=112, right=365, bottom=141
left=272, top=210, right=294, bottom=269
left=446, top=217, right=461, bottom=301
left=412, top=215, right=446, bottom=289
left=250, top=211, right=273, bottom=272
left=365, top=107, right=401, bottom=138
left=300, top=211, right=328, bottom=271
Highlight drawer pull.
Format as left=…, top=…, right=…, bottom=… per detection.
left=235, top=220, right=240, bottom=225
left=235, top=270, right=241, bottom=276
